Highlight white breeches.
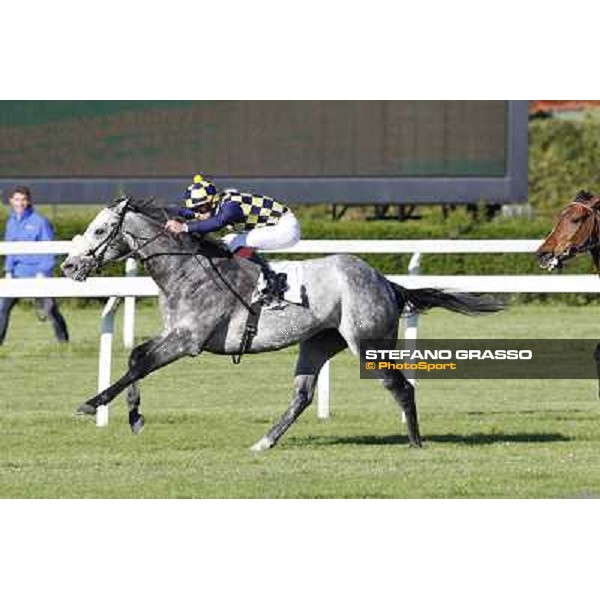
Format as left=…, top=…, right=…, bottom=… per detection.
left=222, top=211, right=301, bottom=252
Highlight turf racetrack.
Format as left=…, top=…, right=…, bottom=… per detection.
left=1, top=302, right=600, bottom=498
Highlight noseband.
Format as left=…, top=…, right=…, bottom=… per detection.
left=85, top=200, right=132, bottom=267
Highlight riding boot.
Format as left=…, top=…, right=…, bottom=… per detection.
left=247, top=253, right=288, bottom=307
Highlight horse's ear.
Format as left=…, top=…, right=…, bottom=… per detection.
left=573, top=190, right=600, bottom=210
left=107, top=195, right=131, bottom=209
left=575, top=190, right=595, bottom=203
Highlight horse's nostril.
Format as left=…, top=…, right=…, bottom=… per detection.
left=62, top=261, right=75, bottom=274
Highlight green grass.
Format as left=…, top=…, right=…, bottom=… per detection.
left=1, top=302, right=600, bottom=498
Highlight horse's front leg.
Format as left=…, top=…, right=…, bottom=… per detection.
left=124, top=337, right=166, bottom=434
left=122, top=291, right=176, bottom=433
left=76, top=329, right=200, bottom=419
left=126, top=382, right=144, bottom=434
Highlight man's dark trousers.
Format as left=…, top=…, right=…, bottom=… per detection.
left=0, top=297, right=69, bottom=345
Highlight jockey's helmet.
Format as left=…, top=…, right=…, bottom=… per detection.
left=184, top=174, right=218, bottom=210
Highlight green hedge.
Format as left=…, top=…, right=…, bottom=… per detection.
left=529, top=115, right=600, bottom=215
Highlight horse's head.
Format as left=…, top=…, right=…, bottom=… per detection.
left=537, top=190, right=600, bottom=271
left=61, top=198, right=132, bottom=281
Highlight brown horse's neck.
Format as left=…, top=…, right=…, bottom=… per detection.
left=591, top=247, right=600, bottom=275
left=589, top=211, right=600, bottom=275
left=577, top=204, right=600, bottom=275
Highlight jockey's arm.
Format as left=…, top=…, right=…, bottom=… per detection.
left=167, top=206, right=196, bottom=220
left=185, top=202, right=244, bottom=235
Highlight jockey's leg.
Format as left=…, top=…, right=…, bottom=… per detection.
left=244, top=212, right=301, bottom=251
left=236, top=214, right=301, bottom=304
left=245, top=254, right=288, bottom=304
left=223, top=231, right=249, bottom=253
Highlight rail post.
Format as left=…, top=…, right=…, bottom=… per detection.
left=97, top=296, right=121, bottom=427
left=317, top=360, right=331, bottom=419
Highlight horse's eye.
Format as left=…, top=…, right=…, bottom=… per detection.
left=94, top=228, right=107, bottom=236
left=571, top=216, right=586, bottom=224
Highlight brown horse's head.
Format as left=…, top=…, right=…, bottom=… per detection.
left=537, top=190, right=600, bottom=272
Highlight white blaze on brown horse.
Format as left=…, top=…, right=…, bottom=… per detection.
left=537, top=191, right=600, bottom=272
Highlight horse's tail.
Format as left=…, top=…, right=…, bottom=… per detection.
left=390, top=282, right=505, bottom=316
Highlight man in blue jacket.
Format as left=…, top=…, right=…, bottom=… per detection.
left=1, top=186, right=69, bottom=345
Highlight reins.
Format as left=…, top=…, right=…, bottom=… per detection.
left=117, top=230, right=167, bottom=263
left=93, top=202, right=257, bottom=315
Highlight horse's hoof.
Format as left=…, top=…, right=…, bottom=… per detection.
left=410, top=439, right=424, bottom=449
left=75, top=402, right=97, bottom=417
left=130, top=414, right=145, bottom=435
left=250, top=437, right=273, bottom=452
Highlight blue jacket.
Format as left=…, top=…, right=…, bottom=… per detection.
left=170, top=202, right=245, bottom=235
left=4, top=207, right=56, bottom=278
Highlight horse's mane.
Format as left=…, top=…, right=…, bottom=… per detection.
left=108, top=195, right=168, bottom=223
left=110, top=196, right=233, bottom=259
left=575, top=190, right=595, bottom=203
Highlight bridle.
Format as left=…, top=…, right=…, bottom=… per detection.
left=81, top=198, right=166, bottom=268
left=563, top=201, right=600, bottom=257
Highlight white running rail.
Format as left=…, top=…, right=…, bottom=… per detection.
left=2, top=238, right=573, bottom=426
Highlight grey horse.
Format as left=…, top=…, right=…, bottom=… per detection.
left=61, top=197, right=502, bottom=450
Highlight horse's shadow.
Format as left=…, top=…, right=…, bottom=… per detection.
left=299, top=432, right=571, bottom=447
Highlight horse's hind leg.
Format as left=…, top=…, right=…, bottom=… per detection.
left=362, top=338, right=422, bottom=448
left=381, top=371, right=422, bottom=448
left=251, top=329, right=347, bottom=452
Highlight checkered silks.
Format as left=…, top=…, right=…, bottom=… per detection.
left=219, top=192, right=289, bottom=231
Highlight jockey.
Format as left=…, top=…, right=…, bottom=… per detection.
left=165, top=174, right=301, bottom=303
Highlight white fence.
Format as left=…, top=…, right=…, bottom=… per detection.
left=4, top=238, right=594, bottom=427
left=0, top=239, right=541, bottom=255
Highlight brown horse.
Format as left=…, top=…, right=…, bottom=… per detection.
left=537, top=190, right=600, bottom=273
left=537, top=190, right=600, bottom=394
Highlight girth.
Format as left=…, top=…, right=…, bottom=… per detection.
left=230, top=248, right=287, bottom=365
left=231, top=298, right=262, bottom=365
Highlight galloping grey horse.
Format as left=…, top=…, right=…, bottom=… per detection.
left=61, top=197, right=502, bottom=450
